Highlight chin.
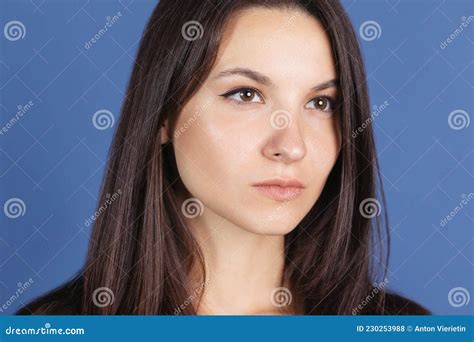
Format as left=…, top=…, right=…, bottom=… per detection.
left=242, top=218, right=302, bottom=236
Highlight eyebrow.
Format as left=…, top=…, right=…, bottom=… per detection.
left=213, top=67, right=338, bottom=92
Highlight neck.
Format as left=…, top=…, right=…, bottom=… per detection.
left=185, top=205, right=295, bottom=315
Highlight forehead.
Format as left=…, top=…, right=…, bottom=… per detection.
left=211, top=6, right=336, bottom=82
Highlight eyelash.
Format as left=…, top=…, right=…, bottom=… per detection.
left=220, top=87, right=263, bottom=106
left=220, top=87, right=337, bottom=113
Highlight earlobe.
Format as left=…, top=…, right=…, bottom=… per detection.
left=160, top=120, right=170, bottom=145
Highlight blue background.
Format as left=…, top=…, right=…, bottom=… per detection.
left=0, top=0, right=472, bottom=315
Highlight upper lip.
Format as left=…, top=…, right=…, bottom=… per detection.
left=252, top=178, right=305, bottom=188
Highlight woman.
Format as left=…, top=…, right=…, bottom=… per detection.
left=17, top=0, right=429, bottom=315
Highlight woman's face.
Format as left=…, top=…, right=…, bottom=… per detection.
left=163, top=7, right=341, bottom=235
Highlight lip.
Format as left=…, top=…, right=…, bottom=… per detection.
left=252, top=178, right=305, bottom=202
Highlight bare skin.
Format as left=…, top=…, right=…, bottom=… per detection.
left=161, top=6, right=340, bottom=315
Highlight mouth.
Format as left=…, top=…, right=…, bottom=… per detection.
left=252, top=178, right=305, bottom=202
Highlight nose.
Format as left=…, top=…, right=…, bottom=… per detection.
left=262, top=110, right=306, bottom=164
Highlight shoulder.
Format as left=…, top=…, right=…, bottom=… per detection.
left=381, top=292, right=431, bottom=315
left=16, top=274, right=83, bottom=315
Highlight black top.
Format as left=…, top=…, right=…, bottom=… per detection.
left=16, top=275, right=431, bottom=315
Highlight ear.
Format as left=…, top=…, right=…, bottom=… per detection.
left=160, top=119, right=170, bottom=145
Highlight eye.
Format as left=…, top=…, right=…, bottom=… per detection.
left=221, top=87, right=265, bottom=105
left=306, top=96, right=335, bottom=113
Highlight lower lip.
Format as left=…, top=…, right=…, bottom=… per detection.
left=253, top=185, right=304, bottom=202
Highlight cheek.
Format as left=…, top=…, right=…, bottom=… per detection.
left=304, top=118, right=341, bottom=199
left=311, top=117, right=340, bottom=169
left=172, top=104, right=258, bottom=199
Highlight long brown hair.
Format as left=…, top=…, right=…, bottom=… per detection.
left=81, top=0, right=390, bottom=315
